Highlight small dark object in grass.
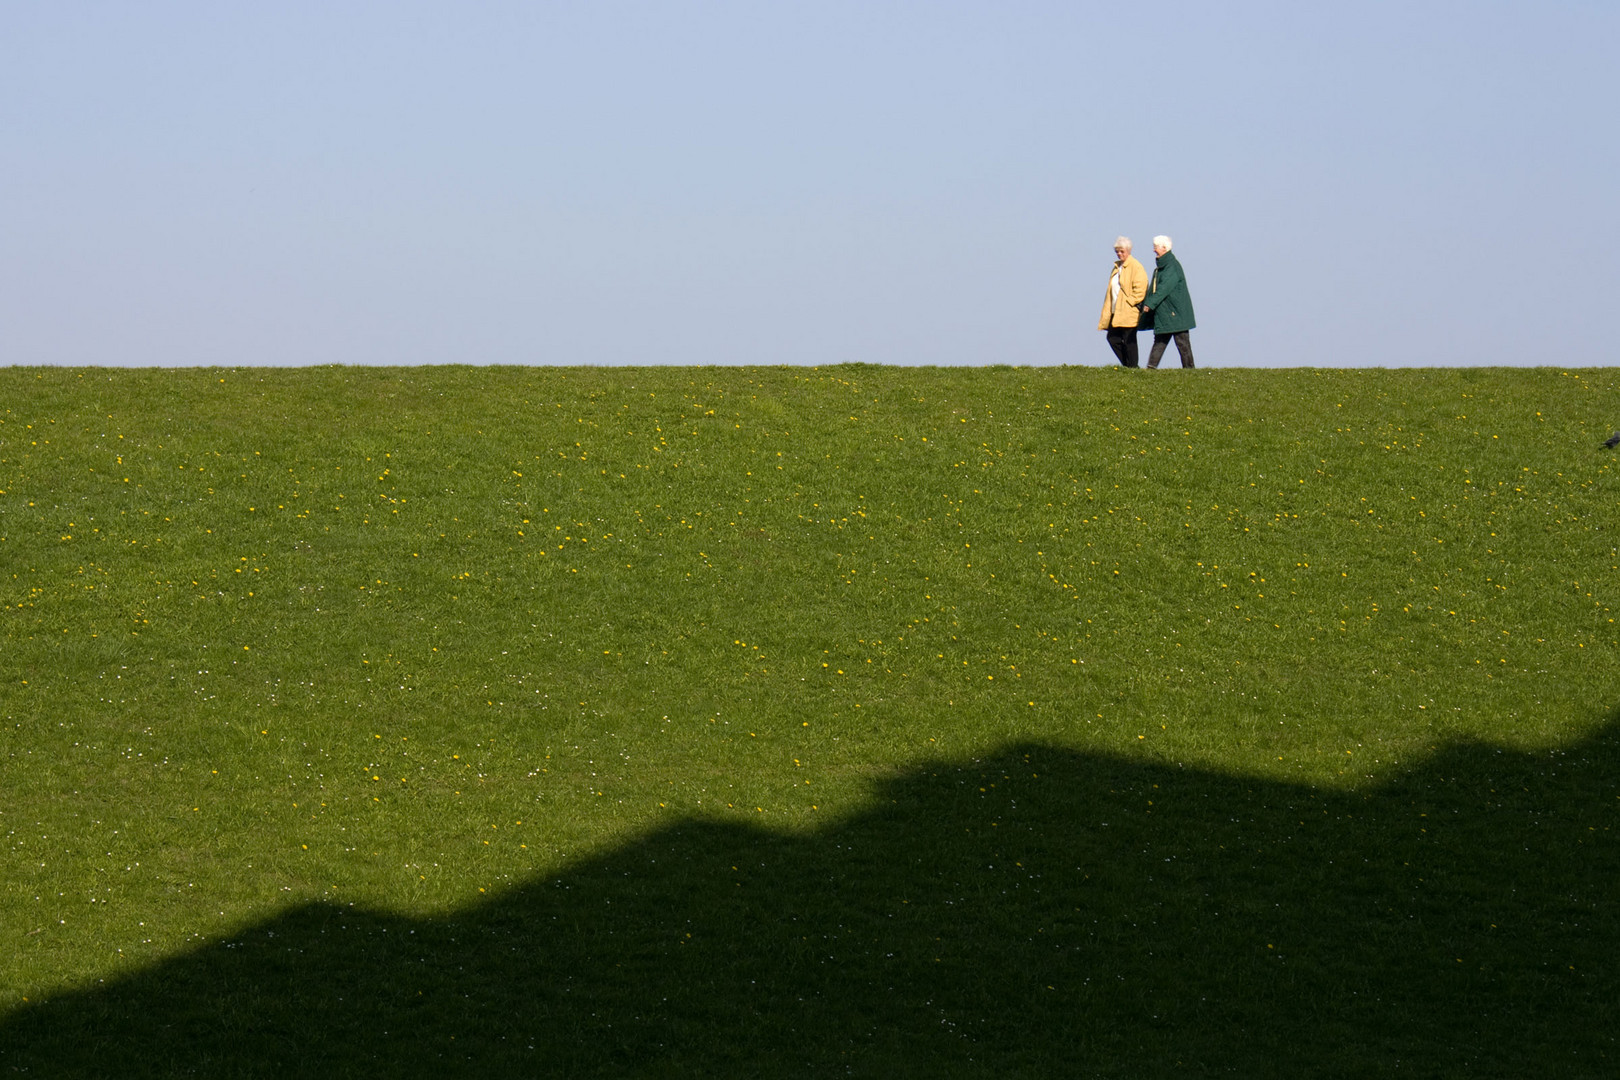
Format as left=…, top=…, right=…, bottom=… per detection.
left=1605, top=432, right=1620, bottom=449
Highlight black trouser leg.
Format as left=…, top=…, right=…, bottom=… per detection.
left=1149, top=332, right=1195, bottom=369
left=1106, top=328, right=1139, bottom=368
left=1147, top=334, right=1168, bottom=368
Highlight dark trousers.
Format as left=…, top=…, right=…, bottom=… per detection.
left=1106, top=327, right=1140, bottom=368
left=1147, top=331, right=1194, bottom=368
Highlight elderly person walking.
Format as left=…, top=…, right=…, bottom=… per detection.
left=1097, top=237, right=1148, bottom=368
left=1141, top=235, right=1196, bottom=368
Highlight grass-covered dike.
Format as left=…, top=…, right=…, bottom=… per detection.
left=1, top=364, right=1616, bottom=1076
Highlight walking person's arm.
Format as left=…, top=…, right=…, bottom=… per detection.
left=1122, top=261, right=1147, bottom=308
left=1143, top=262, right=1183, bottom=312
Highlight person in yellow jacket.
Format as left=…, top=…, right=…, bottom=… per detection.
left=1097, top=237, right=1148, bottom=368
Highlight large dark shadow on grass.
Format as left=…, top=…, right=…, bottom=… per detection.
left=4, top=723, right=1618, bottom=1078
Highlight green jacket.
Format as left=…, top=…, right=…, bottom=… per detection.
left=1143, top=251, right=1196, bottom=334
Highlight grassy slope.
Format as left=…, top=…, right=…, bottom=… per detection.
left=1, top=365, right=1616, bottom=1075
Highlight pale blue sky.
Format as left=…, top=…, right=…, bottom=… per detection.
left=2, top=2, right=1615, bottom=367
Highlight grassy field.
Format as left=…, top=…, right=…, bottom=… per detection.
left=1, top=364, right=1616, bottom=1076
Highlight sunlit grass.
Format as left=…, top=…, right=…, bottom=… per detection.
left=2, top=364, right=1616, bottom=1071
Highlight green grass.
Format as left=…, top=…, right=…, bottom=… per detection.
left=1, top=364, right=1616, bottom=1076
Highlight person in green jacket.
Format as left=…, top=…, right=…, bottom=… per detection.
left=1141, top=235, right=1196, bottom=369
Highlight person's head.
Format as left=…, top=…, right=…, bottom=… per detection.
left=1113, top=237, right=1132, bottom=260
left=1152, top=235, right=1172, bottom=256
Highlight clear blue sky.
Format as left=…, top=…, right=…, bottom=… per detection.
left=3, top=2, right=1615, bottom=367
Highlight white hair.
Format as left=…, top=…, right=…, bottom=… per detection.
left=1153, top=235, right=1172, bottom=250
left=1114, top=236, right=1132, bottom=251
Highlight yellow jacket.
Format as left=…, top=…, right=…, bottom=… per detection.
left=1097, top=256, right=1148, bottom=330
